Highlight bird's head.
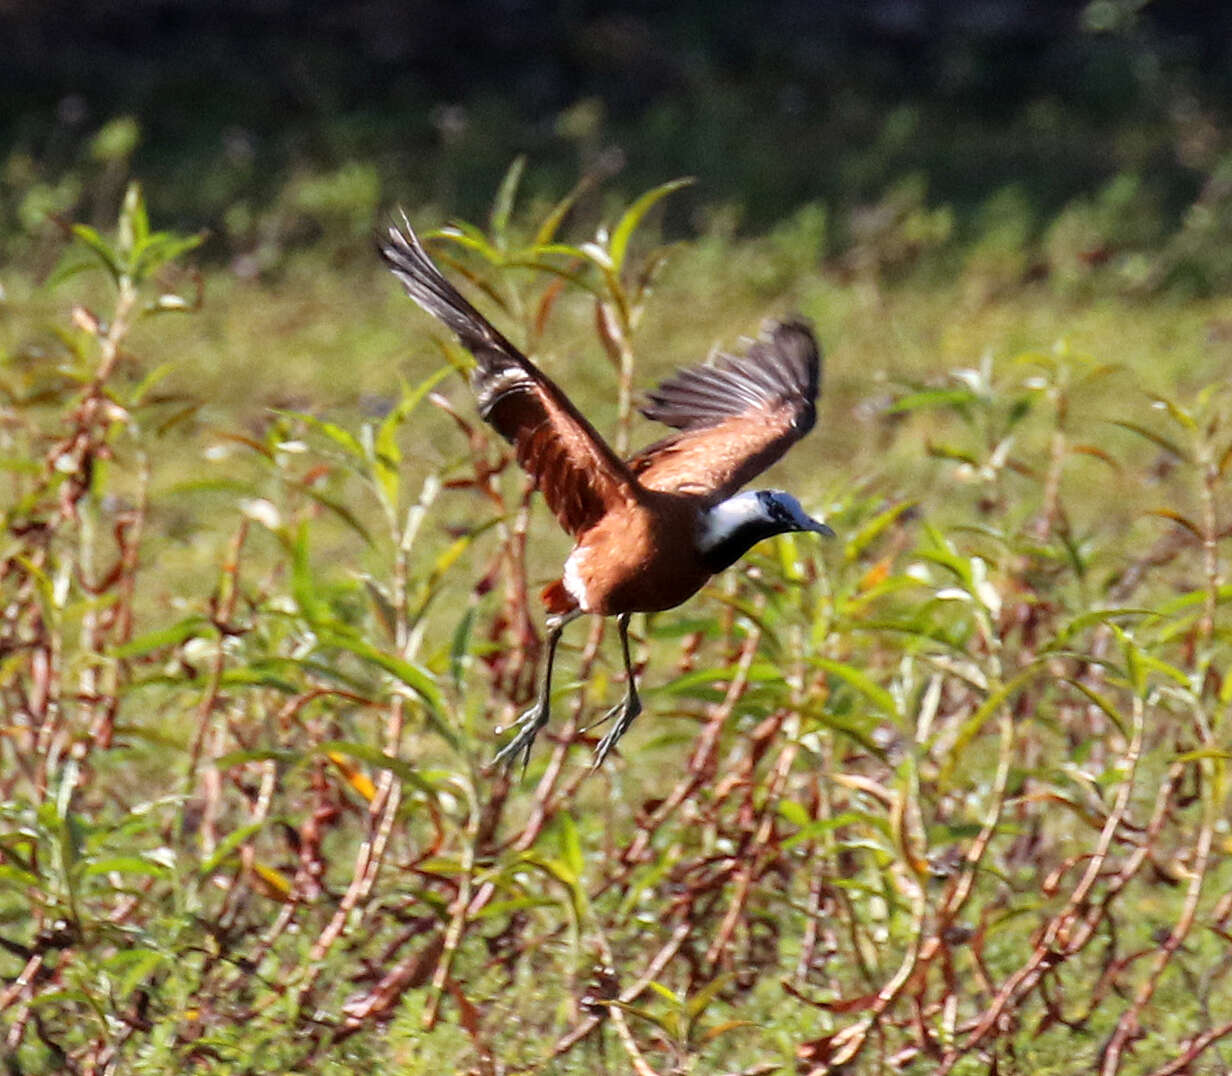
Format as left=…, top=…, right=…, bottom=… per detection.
left=698, top=489, right=834, bottom=573
left=752, top=490, right=835, bottom=538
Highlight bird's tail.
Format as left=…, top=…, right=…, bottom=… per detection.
left=378, top=215, right=516, bottom=359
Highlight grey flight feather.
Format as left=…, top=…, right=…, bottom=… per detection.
left=638, top=318, right=821, bottom=435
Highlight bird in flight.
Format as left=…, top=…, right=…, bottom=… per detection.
left=380, top=217, right=832, bottom=769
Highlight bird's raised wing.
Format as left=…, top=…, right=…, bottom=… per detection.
left=380, top=218, right=640, bottom=536
left=628, top=319, right=821, bottom=502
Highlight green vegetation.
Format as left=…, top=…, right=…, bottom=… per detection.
left=2, top=163, right=1231, bottom=1076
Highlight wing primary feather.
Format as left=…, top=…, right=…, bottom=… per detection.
left=378, top=215, right=516, bottom=357
left=381, top=214, right=641, bottom=537
left=638, top=320, right=820, bottom=434
left=629, top=317, right=822, bottom=501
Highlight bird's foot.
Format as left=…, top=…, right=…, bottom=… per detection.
left=591, top=692, right=643, bottom=768
left=492, top=701, right=550, bottom=775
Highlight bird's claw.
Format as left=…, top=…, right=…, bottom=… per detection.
left=492, top=702, right=550, bottom=776
left=591, top=693, right=643, bottom=768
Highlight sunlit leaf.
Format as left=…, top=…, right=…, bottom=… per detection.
left=489, top=155, right=526, bottom=246
left=1147, top=393, right=1197, bottom=432
left=318, top=740, right=435, bottom=794
left=685, top=972, right=733, bottom=1024
left=326, top=750, right=377, bottom=801
left=608, top=176, right=695, bottom=274
left=533, top=173, right=596, bottom=247
left=249, top=860, right=294, bottom=902
left=70, top=223, right=122, bottom=283
left=890, top=388, right=980, bottom=415
left=845, top=500, right=917, bottom=561
left=112, top=616, right=211, bottom=659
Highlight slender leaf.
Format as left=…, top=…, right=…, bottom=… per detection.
left=489, top=155, right=527, bottom=245
left=608, top=177, right=695, bottom=274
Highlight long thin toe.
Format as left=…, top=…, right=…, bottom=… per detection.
left=492, top=704, right=550, bottom=773
left=591, top=696, right=642, bottom=769
left=492, top=733, right=528, bottom=772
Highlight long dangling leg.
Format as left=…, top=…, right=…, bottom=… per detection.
left=492, top=609, right=580, bottom=773
left=592, top=612, right=643, bottom=767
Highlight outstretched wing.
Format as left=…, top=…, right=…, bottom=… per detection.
left=380, top=217, right=640, bottom=536
left=628, top=319, right=821, bottom=502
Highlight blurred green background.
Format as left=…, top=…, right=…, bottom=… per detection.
left=5, top=0, right=1232, bottom=292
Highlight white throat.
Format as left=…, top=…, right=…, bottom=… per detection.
left=697, top=490, right=829, bottom=564
left=698, top=492, right=772, bottom=554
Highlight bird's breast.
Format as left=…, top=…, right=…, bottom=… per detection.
left=569, top=498, right=712, bottom=615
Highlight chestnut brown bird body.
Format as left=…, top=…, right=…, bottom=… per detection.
left=380, top=217, right=832, bottom=768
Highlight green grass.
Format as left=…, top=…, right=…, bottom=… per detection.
left=1, top=177, right=1230, bottom=1075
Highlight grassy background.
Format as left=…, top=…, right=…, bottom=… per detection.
left=3, top=12, right=1232, bottom=1069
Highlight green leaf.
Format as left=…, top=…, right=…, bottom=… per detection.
left=557, top=811, right=584, bottom=881
left=939, top=665, right=1043, bottom=787
left=519, top=851, right=587, bottom=921
left=296, top=484, right=373, bottom=545
left=199, top=821, right=268, bottom=875
left=319, top=632, right=451, bottom=744
left=889, top=388, right=980, bottom=415
left=489, top=155, right=527, bottom=246
left=646, top=979, right=682, bottom=1008
left=685, top=972, right=733, bottom=1025
left=1112, top=625, right=1146, bottom=697
left=119, top=180, right=149, bottom=256
left=449, top=606, right=476, bottom=691
left=1175, top=747, right=1232, bottom=762
left=45, top=256, right=99, bottom=289
left=291, top=523, right=329, bottom=628
left=107, top=947, right=166, bottom=998
left=778, top=800, right=812, bottom=827
left=533, top=173, right=596, bottom=247
left=506, top=255, right=604, bottom=298
left=433, top=226, right=502, bottom=266
left=1136, top=651, right=1191, bottom=690
left=273, top=409, right=363, bottom=460
left=219, top=666, right=299, bottom=693
left=608, top=177, right=695, bottom=274
left=1147, top=394, right=1197, bottom=432
left=0, top=864, right=40, bottom=887
left=111, top=616, right=210, bottom=659
left=128, top=361, right=177, bottom=406
left=82, top=855, right=171, bottom=879
left=213, top=747, right=303, bottom=769
left=533, top=241, right=614, bottom=275
left=70, top=223, right=122, bottom=283
left=371, top=367, right=453, bottom=513
left=811, top=657, right=900, bottom=723
left=845, top=500, right=917, bottom=561
left=604, top=998, right=677, bottom=1038
left=132, top=230, right=207, bottom=280
left=1064, top=679, right=1128, bottom=738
